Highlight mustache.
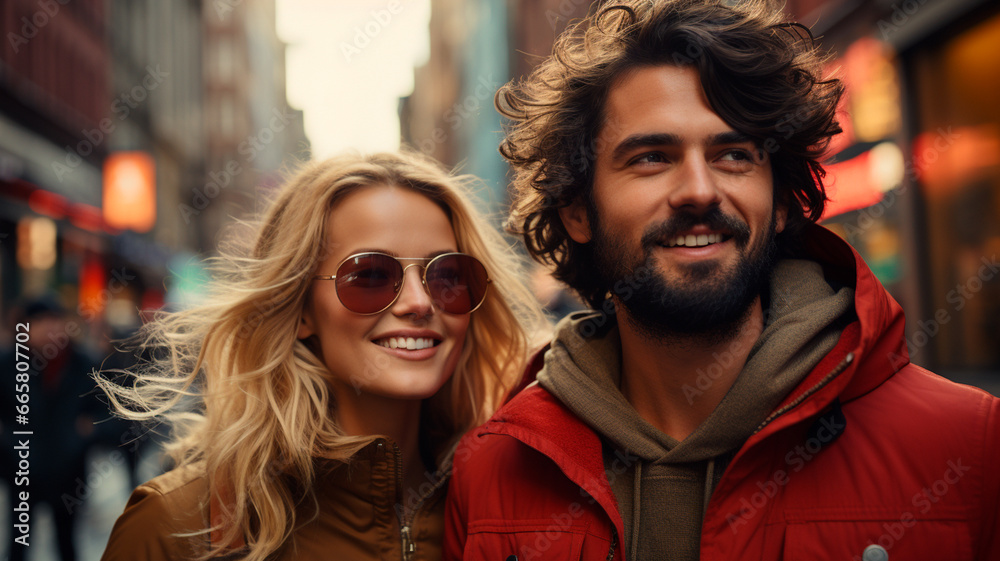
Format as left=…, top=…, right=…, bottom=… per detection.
left=640, top=208, right=751, bottom=249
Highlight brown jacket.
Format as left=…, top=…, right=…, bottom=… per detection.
left=101, top=438, right=449, bottom=560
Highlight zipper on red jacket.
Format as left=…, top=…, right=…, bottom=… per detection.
left=606, top=526, right=617, bottom=561
left=752, top=352, right=855, bottom=435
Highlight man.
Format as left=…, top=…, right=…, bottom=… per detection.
left=443, top=1, right=999, bottom=560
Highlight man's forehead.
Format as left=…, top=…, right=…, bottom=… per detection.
left=596, top=65, right=728, bottom=136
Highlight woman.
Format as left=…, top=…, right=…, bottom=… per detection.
left=97, top=151, right=547, bottom=561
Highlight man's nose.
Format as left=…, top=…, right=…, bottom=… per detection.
left=667, top=157, right=722, bottom=211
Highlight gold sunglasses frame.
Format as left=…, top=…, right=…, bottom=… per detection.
left=313, top=252, right=491, bottom=315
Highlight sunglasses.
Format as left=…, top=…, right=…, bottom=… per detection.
left=313, top=252, right=491, bottom=315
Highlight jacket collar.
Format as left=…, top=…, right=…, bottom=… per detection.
left=781, top=223, right=909, bottom=405
left=481, top=383, right=625, bottom=545
left=209, top=437, right=454, bottom=551
left=207, top=442, right=394, bottom=550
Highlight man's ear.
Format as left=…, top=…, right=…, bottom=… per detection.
left=297, top=309, right=315, bottom=340
left=559, top=200, right=592, bottom=243
left=775, top=201, right=788, bottom=234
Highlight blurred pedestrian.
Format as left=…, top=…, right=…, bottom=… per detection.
left=2, top=295, right=102, bottom=561
left=96, top=151, right=547, bottom=561
left=444, top=1, right=1000, bottom=560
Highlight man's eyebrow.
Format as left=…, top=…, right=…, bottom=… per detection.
left=610, top=131, right=756, bottom=161
left=708, top=131, right=754, bottom=146
left=610, top=133, right=682, bottom=161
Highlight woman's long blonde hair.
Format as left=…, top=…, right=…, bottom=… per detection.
left=97, top=151, right=548, bottom=560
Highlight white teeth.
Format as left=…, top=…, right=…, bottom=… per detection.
left=376, top=337, right=436, bottom=350
left=667, top=233, right=724, bottom=247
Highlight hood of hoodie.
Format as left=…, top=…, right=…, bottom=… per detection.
left=537, top=258, right=856, bottom=465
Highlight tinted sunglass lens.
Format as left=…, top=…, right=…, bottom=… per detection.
left=426, top=254, right=489, bottom=314
left=335, top=254, right=402, bottom=313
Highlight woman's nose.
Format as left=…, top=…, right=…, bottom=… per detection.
left=390, top=265, right=433, bottom=317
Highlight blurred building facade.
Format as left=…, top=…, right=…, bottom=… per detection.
left=202, top=0, right=308, bottom=254
left=401, top=0, right=513, bottom=222
left=0, top=0, right=308, bottom=346
left=401, top=0, right=592, bottom=322
left=400, top=0, right=464, bottom=169
left=402, top=0, right=1000, bottom=388
left=786, top=0, right=1000, bottom=387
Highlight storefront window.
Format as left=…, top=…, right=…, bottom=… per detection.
left=910, top=11, right=1000, bottom=371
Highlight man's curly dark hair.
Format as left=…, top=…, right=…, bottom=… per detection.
left=499, top=0, right=844, bottom=308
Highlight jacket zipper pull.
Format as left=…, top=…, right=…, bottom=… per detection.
left=401, top=525, right=414, bottom=559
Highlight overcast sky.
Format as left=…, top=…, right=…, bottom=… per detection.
left=276, top=0, right=432, bottom=159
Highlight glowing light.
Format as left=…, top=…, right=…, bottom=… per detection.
left=103, top=152, right=156, bottom=232
left=16, top=217, right=58, bottom=270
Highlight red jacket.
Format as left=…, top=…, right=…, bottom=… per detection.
left=444, top=226, right=1000, bottom=560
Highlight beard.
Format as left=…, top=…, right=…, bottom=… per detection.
left=591, top=206, right=779, bottom=345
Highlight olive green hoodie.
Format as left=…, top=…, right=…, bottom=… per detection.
left=537, top=259, right=855, bottom=561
